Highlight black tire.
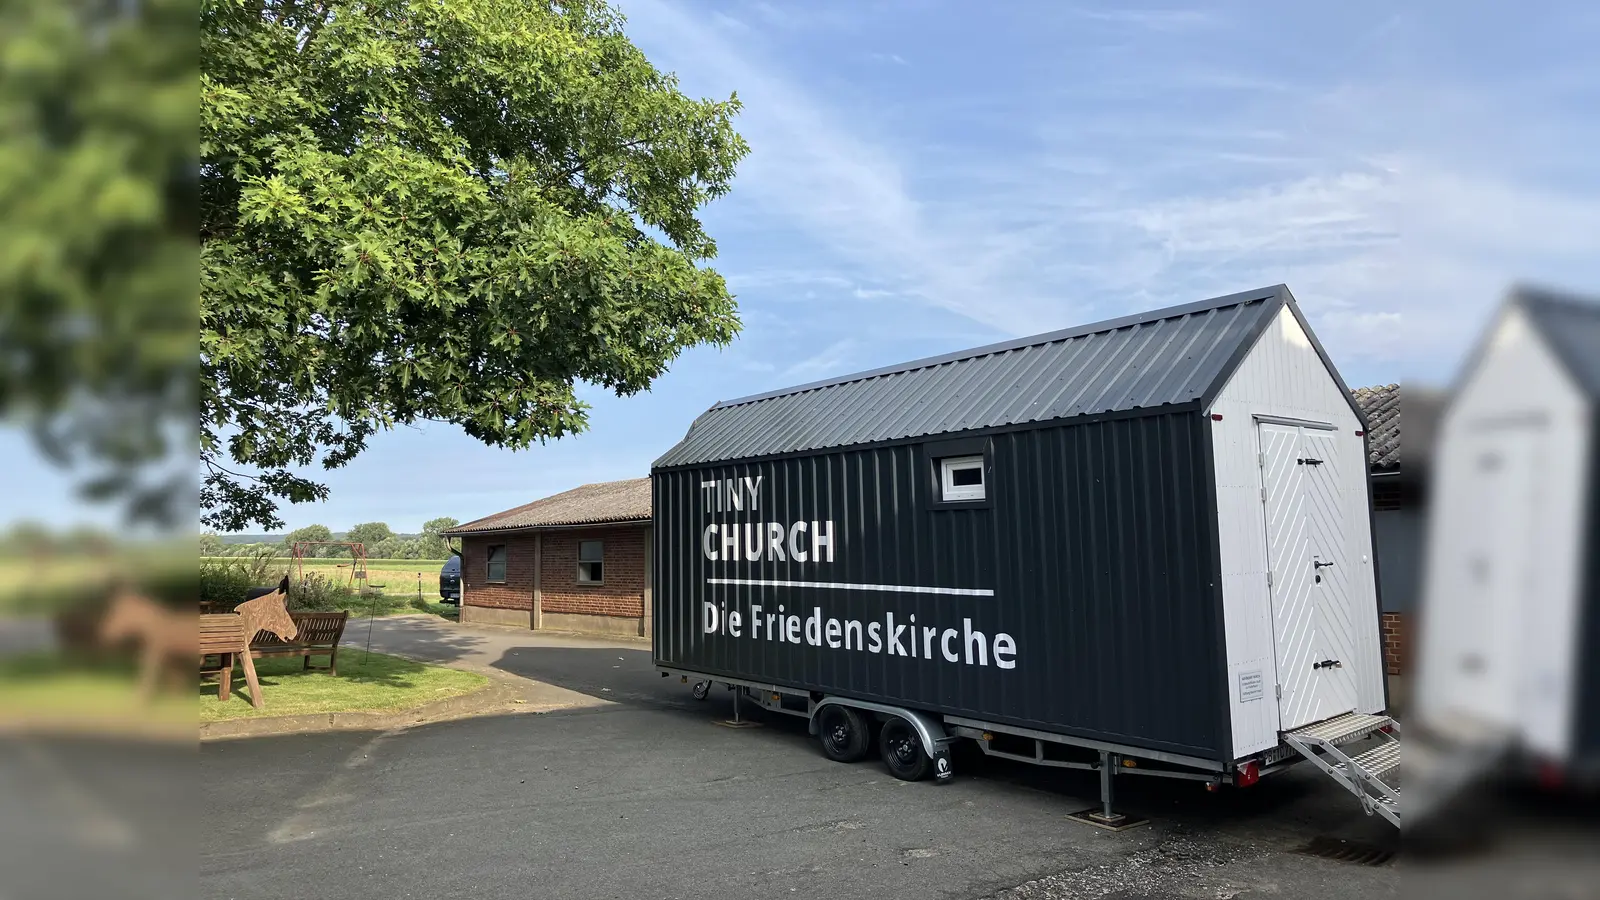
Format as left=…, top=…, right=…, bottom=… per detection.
left=816, top=705, right=871, bottom=762
left=879, top=716, right=933, bottom=781
left=691, top=680, right=711, bottom=701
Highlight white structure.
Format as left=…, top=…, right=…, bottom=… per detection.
left=1417, top=287, right=1600, bottom=771
left=1209, top=303, right=1388, bottom=758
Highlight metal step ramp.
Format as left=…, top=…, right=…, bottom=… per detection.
left=1403, top=713, right=1512, bottom=826
left=1282, top=712, right=1400, bottom=828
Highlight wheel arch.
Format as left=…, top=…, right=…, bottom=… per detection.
left=809, top=697, right=951, bottom=760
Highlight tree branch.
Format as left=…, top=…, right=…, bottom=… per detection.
left=552, top=137, right=654, bottom=184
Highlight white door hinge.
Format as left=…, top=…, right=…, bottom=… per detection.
left=1260, top=487, right=1267, bottom=503
left=1275, top=684, right=1282, bottom=699
left=1258, top=452, right=1265, bottom=469
left=1267, top=570, right=1273, bottom=587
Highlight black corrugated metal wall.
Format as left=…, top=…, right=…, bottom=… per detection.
left=1574, top=408, right=1600, bottom=760
left=655, top=408, right=1226, bottom=760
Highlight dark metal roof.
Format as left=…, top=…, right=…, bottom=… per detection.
left=655, top=285, right=1298, bottom=469
left=1352, top=384, right=1400, bottom=471
left=1516, top=286, right=1600, bottom=398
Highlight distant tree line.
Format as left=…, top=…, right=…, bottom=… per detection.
left=0, top=522, right=119, bottom=556
left=200, top=518, right=460, bottom=560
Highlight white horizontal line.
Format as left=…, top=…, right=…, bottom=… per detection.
left=706, top=578, right=994, bottom=597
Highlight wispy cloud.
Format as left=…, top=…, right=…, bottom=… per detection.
left=620, top=0, right=1072, bottom=335
left=256, top=0, right=1600, bottom=531
left=852, top=286, right=897, bottom=300
left=1069, top=7, right=1215, bottom=31
left=867, top=52, right=909, bottom=66
left=622, top=0, right=1600, bottom=381
left=781, top=338, right=862, bottom=382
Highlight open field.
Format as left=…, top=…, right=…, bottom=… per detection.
left=203, top=557, right=451, bottom=597
left=1, top=547, right=191, bottom=614
left=0, top=559, right=91, bottom=613
left=291, top=558, right=449, bottom=598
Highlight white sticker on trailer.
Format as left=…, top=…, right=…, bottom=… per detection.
left=1238, top=669, right=1264, bottom=703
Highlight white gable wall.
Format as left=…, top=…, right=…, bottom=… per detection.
left=1209, top=305, right=1384, bottom=758
left=1417, top=305, right=1591, bottom=758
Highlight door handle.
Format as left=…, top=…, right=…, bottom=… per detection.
left=1312, top=560, right=1335, bottom=569
left=1313, top=659, right=1342, bottom=670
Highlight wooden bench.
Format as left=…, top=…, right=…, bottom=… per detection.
left=249, top=610, right=348, bottom=676
left=200, top=613, right=262, bottom=708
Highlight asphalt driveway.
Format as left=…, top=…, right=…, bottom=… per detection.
left=193, top=617, right=1398, bottom=900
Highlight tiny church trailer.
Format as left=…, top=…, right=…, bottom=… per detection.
left=1416, top=287, right=1600, bottom=782
left=653, top=285, right=1395, bottom=824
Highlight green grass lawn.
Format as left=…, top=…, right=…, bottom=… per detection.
left=198, top=649, right=485, bottom=722
left=0, top=654, right=190, bottom=730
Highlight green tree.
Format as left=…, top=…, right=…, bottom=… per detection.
left=0, top=0, right=195, bottom=525
left=368, top=537, right=402, bottom=559
left=346, top=522, right=393, bottom=548
left=420, top=516, right=459, bottom=558
left=283, top=523, right=333, bottom=548
left=422, top=516, right=459, bottom=535
left=201, top=0, right=748, bottom=531
left=200, top=532, right=225, bottom=557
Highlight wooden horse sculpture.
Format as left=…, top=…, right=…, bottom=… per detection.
left=213, top=576, right=297, bottom=710
left=99, top=585, right=197, bottom=701
left=235, top=576, right=297, bottom=646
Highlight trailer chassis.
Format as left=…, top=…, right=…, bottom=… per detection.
left=660, top=666, right=1288, bottom=822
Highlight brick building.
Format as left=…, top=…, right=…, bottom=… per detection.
left=1353, top=383, right=1441, bottom=680
left=444, top=478, right=651, bottom=636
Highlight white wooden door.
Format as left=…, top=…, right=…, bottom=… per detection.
left=1259, top=422, right=1360, bottom=729
left=1423, top=424, right=1537, bottom=731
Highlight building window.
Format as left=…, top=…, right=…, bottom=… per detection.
left=485, top=544, right=507, bottom=583
left=578, top=540, right=604, bottom=583
left=940, top=455, right=986, bottom=502
left=1372, top=477, right=1401, bottom=512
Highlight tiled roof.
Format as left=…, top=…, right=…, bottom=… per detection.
left=444, top=477, right=651, bottom=535
left=1352, top=383, right=1400, bottom=471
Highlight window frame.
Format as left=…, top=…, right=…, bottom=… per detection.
left=576, top=539, right=604, bottom=585
left=939, top=455, right=987, bottom=503
left=484, top=544, right=508, bottom=584
left=924, top=436, right=993, bottom=510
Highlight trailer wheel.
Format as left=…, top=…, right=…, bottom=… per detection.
left=691, top=680, right=711, bottom=701
left=816, top=704, right=870, bottom=762
left=879, top=717, right=932, bottom=781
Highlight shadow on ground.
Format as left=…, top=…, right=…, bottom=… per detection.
left=466, top=640, right=1398, bottom=849
left=328, top=617, right=1397, bottom=851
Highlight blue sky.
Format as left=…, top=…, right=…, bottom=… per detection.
left=14, top=0, right=1600, bottom=533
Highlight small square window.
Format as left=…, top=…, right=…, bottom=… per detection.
left=485, top=544, right=507, bottom=583
left=578, top=540, right=604, bottom=583
left=1372, top=478, right=1401, bottom=512
left=940, top=455, right=986, bottom=502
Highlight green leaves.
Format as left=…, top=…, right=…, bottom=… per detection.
left=201, top=0, right=748, bottom=530
left=0, top=0, right=196, bottom=526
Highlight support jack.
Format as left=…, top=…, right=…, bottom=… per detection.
left=1065, top=751, right=1149, bottom=831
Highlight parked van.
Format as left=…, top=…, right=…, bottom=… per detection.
left=439, top=555, right=462, bottom=603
